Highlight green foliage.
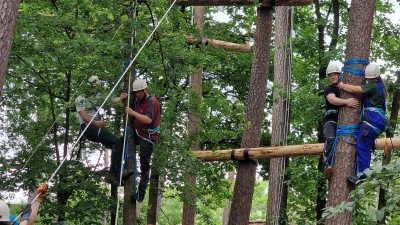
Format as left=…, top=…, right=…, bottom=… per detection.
left=2, top=0, right=400, bottom=224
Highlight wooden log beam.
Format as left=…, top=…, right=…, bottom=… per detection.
left=193, top=138, right=400, bottom=161
left=138, top=0, right=311, bottom=6
left=186, top=35, right=251, bottom=53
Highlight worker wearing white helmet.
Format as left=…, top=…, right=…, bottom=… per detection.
left=321, top=63, right=359, bottom=179
left=75, top=76, right=134, bottom=186
left=115, top=79, right=160, bottom=202
left=338, top=63, right=388, bottom=183
left=0, top=183, right=48, bottom=225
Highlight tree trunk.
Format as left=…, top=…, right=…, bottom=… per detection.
left=326, top=1, right=376, bottom=224
left=182, top=6, right=204, bottom=225
left=266, top=6, right=291, bottom=225
left=123, top=65, right=137, bottom=224
left=0, top=0, right=20, bottom=98
left=377, top=69, right=400, bottom=224
left=228, top=6, right=273, bottom=225
left=147, top=171, right=160, bottom=224
left=222, top=171, right=235, bottom=225
left=315, top=0, right=340, bottom=223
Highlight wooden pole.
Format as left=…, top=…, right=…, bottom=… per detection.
left=138, top=0, right=311, bottom=6
left=193, top=138, right=400, bottom=161
left=186, top=35, right=250, bottom=53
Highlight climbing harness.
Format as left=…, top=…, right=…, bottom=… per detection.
left=326, top=58, right=369, bottom=167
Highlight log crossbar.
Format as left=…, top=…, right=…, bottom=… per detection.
left=186, top=35, right=251, bottom=53
left=137, top=0, right=311, bottom=7
left=193, top=138, right=400, bottom=161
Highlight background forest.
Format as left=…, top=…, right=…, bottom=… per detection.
left=1, top=0, right=400, bottom=224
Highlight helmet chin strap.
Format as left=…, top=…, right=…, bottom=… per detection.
left=332, top=81, right=339, bottom=86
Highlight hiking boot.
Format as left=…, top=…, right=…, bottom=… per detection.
left=105, top=173, right=119, bottom=186
left=323, top=166, right=333, bottom=179
left=347, top=174, right=364, bottom=184
left=130, top=191, right=145, bottom=203
left=121, top=169, right=135, bottom=180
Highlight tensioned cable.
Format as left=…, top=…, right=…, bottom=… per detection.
left=274, top=6, right=293, bottom=225
left=42, top=0, right=178, bottom=223
left=113, top=1, right=137, bottom=224
left=4, top=25, right=125, bottom=194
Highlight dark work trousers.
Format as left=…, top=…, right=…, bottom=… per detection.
left=322, top=120, right=337, bottom=168
left=137, top=136, right=155, bottom=195
left=82, top=123, right=123, bottom=175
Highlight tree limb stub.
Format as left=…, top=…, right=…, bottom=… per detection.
left=186, top=35, right=251, bottom=53
left=193, top=138, right=400, bottom=161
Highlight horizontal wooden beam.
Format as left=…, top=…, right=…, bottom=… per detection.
left=193, top=138, right=400, bottom=161
left=137, top=0, right=311, bottom=6
left=186, top=35, right=251, bottom=53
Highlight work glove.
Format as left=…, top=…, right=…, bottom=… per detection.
left=36, top=183, right=48, bottom=203
left=20, top=204, right=32, bottom=221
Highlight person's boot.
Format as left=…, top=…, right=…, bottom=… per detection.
left=105, top=173, right=119, bottom=186
left=130, top=191, right=145, bottom=203
left=323, top=166, right=333, bottom=179
left=121, top=169, right=135, bottom=180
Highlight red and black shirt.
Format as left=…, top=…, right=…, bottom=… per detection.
left=134, top=95, right=160, bottom=141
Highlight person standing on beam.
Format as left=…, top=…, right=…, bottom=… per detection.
left=322, top=63, right=359, bottom=179
left=338, top=63, right=387, bottom=183
left=116, top=79, right=160, bottom=202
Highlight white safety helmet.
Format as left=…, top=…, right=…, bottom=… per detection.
left=132, top=79, right=147, bottom=91
left=365, top=63, right=380, bottom=79
left=326, top=63, right=341, bottom=75
left=0, top=200, right=10, bottom=222
left=88, top=76, right=101, bottom=86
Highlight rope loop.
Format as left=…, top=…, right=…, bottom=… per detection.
left=328, top=124, right=360, bottom=166
left=340, top=58, right=370, bottom=81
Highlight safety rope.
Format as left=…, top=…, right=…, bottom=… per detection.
left=274, top=6, right=293, bottom=225
left=5, top=2, right=178, bottom=222
left=327, top=58, right=369, bottom=167
left=340, top=58, right=369, bottom=81
left=5, top=23, right=126, bottom=194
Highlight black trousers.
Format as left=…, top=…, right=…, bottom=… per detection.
left=137, top=137, right=154, bottom=194
left=82, top=124, right=123, bottom=175
left=322, top=120, right=337, bottom=167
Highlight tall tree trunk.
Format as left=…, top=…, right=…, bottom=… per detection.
left=377, top=69, right=400, bottom=224
left=222, top=171, right=235, bottom=225
left=326, top=1, right=376, bottom=224
left=315, top=0, right=340, bottom=223
left=0, top=0, right=20, bottom=98
left=147, top=170, right=161, bottom=224
left=124, top=63, right=137, bottom=224
left=64, top=71, right=72, bottom=158
left=228, top=6, right=273, bottom=225
left=182, top=6, right=204, bottom=225
left=266, top=6, right=291, bottom=225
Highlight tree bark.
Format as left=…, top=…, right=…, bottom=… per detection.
left=315, top=0, right=340, bottom=223
left=228, top=7, right=273, bottom=225
left=182, top=6, right=204, bottom=225
left=123, top=62, right=137, bottom=224
left=377, top=70, right=400, bottom=224
left=266, top=6, right=291, bottom=225
left=0, top=0, right=20, bottom=98
left=147, top=172, right=160, bottom=224
left=326, top=1, right=376, bottom=224
left=222, top=171, right=235, bottom=225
